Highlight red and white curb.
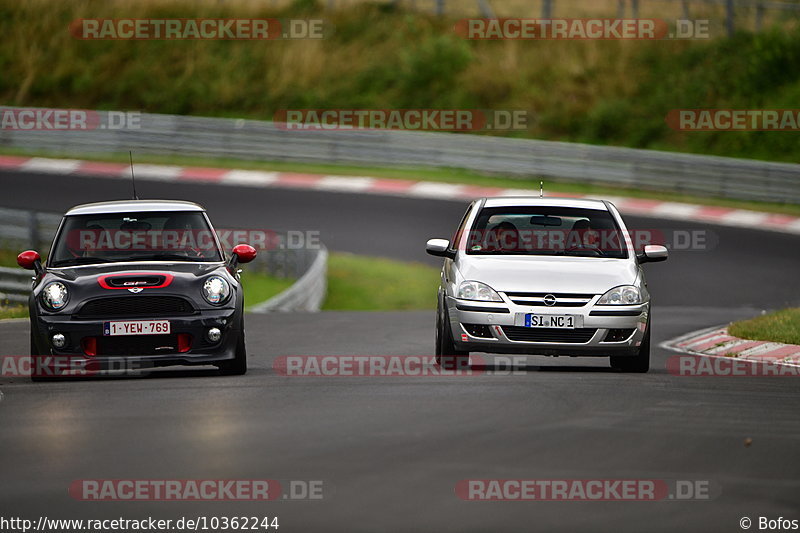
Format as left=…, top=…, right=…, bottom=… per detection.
left=2, top=155, right=800, bottom=234
left=661, top=325, right=800, bottom=367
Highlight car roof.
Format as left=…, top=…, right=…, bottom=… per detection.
left=64, top=200, right=205, bottom=216
left=481, top=196, right=610, bottom=210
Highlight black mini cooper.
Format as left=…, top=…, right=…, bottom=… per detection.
left=17, top=200, right=257, bottom=380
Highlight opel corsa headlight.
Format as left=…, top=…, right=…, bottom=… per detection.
left=41, top=281, right=69, bottom=310
left=457, top=281, right=502, bottom=302
left=597, top=285, right=642, bottom=305
left=202, top=276, right=231, bottom=305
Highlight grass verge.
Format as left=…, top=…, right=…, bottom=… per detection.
left=323, top=252, right=439, bottom=310
left=0, top=305, right=27, bottom=319
left=240, top=270, right=296, bottom=310
left=3, top=146, right=800, bottom=217
left=729, top=308, right=800, bottom=346
left=3, top=1, right=800, bottom=163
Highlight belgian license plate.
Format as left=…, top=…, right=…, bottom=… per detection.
left=525, top=314, right=578, bottom=329
left=103, top=320, right=170, bottom=336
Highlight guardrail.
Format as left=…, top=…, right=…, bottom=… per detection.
left=249, top=246, right=328, bottom=313
left=2, top=108, right=799, bottom=204
left=0, top=206, right=328, bottom=312
left=0, top=266, right=32, bottom=306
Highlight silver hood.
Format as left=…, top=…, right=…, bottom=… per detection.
left=456, top=255, right=639, bottom=294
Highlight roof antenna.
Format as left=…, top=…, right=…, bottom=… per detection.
left=129, top=150, right=139, bottom=200
left=539, top=180, right=543, bottom=198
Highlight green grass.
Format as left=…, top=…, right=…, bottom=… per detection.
left=4, top=146, right=800, bottom=217
left=0, top=304, right=27, bottom=319
left=729, top=308, right=800, bottom=345
left=240, top=270, right=296, bottom=309
left=2, top=1, right=800, bottom=163
left=0, top=248, right=24, bottom=267
left=323, top=252, right=439, bottom=310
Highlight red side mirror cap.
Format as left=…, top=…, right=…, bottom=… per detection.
left=17, top=250, right=41, bottom=270
left=232, top=244, right=257, bottom=264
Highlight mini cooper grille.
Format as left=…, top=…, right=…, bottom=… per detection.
left=502, top=326, right=597, bottom=343
left=503, top=292, right=595, bottom=307
left=77, top=296, right=195, bottom=318
left=97, top=334, right=183, bottom=356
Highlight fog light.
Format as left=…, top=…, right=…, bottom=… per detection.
left=51, top=333, right=66, bottom=349
left=207, top=327, right=222, bottom=343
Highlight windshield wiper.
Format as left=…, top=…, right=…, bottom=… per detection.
left=51, top=257, right=116, bottom=267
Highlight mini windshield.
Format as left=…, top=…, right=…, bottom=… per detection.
left=49, top=211, right=223, bottom=267
left=465, top=206, right=628, bottom=259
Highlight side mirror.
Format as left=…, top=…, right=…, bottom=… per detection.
left=17, top=250, right=43, bottom=274
left=231, top=244, right=257, bottom=264
left=426, top=238, right=455, bottom=259
left=638, top=244, right=668, bottom=264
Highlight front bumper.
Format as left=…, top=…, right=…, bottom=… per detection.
left=31, top=307, right=240, bottom=372
left=447, top=296, right=648, bottom=357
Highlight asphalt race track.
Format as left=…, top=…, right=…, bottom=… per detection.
left=0, top=170, right=799, bottom=532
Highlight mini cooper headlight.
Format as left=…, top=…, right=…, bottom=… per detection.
left=597, top=285, right=642, bottom=305
left=202, top=276, right=231, bottom=305
left=457, top=281, right=503, bottom=302
left=41, top=281, right=69, bottom=310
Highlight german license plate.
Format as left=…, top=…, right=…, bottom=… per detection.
left=525, top=314, right=578, bottom=329
left=103, top=320, right=170, bottom=336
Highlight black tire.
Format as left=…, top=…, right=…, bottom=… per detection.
left=611, top=327, right=650, bottom=373
left=29, top=328, right=51, bottom=382
left=218, top=327, right=247, bottom=376
left=30, top=328, right=39, bottom=356
left=435, top=303, right=469, bottom=370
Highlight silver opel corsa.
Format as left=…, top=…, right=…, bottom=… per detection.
left=426, top=197, right=668, bottom=373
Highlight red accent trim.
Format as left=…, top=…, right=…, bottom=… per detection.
left=17, top=250, right=40, bottom=270
left=82, top=337, right=97, bottom=357
left=232, top=244, right=257, bottom=263
left=177, top=333, right=192, bottom=353
left=97, top=272, right=174, bottom=290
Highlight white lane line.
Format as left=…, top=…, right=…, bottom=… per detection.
left=407, top=181, right=466, bottom=199
left=315, top=176, right=376, bottom=192
left=21, top=158, right=82, bottom=174
left=719, top=209, right=771, bottom=227
left=497, top=188, right=543, bottom=197
left=651, top=202, right=703, bottom=219
left=221, top=170, right=280, bottom=186
left=127, top=165, right=183, bottom=180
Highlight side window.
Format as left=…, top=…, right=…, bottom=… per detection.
left=450, top=203, right=474, bottom=251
